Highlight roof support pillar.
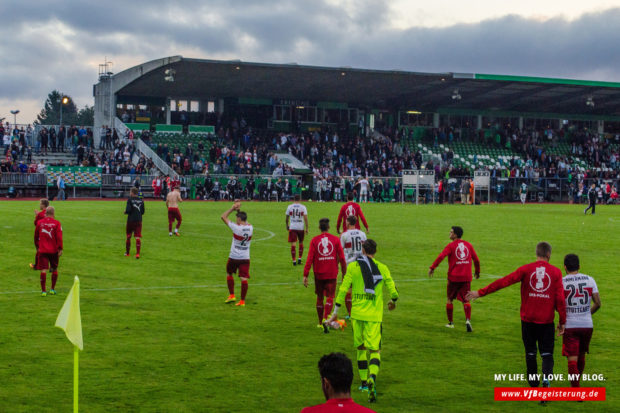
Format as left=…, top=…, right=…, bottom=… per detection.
left=165, top=97, right=171, bottom=125
left=433, top=113, right=439, bottom=128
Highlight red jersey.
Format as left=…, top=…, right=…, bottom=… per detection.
left=303, top=232, right=347, bottom=280
left=336, top=202, right=368, bottom=233
left=35, top=217, right=63, bottom=254
left=301, top=398, right=376, bottom=413
left=34, top=210, right=46, bottom=226
left=477, top=260, right=566, bottom=325
left=430, top=239, right=480, bottom=282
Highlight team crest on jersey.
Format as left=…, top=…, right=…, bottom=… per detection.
left=455, top=243, right=469, bottom=260
left=529, top=267, right=551, bottom=293
left=318, top=237, right=334, bottom=256
left=346, top=205, right=355, bottom=216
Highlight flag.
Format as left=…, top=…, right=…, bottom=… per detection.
left=55, top=276, right=83, bottom=350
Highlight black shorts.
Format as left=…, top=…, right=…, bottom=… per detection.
left=521, top=321, right=555, bottom=356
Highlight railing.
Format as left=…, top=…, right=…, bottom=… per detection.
left=0, top=173, right=47, bottom=186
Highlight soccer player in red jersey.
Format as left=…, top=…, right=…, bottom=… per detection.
left=336, top=193, right=369, bottom=235
left=125, top=187, right=145, bottom=258
left=286, top=194, right=309, bottom=266
left=222, top=201, right=253, bottom=307
left=34, top=206, right=63, bottom=297
left=30, top=198, right=49, bottom=270
left=466, top=242, right=566, bottom=390
left=428, top=226, right=480, bottom=332
left=166, top=186, right=182, bottom=236
left=561, top=254, right=601, bottom=388
left=301, top=353, right=376, bottom=413
left=304, top=218, right=347, bottom=331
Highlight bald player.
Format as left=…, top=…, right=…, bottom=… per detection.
left=34, top=206, right=63, bottom=296
left=166, top=186, right=183, bottom=236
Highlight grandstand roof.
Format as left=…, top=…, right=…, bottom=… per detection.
left=114, top=56, right=620, bottom=118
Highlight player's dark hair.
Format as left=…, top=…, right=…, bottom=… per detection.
left=294, top=194, right=301, bottom=201
left=536, top=242, right=552, bottom=258
left=319, top=218, right=330, bottom=232
left=564, top=254, right=580, bottom=272
left=318, top=353, right=353, bottom=394
left=362, top=239, right=377, bottom=255
left=347, top=192, right=354, bottom=201
left=236, top=211, right=247, bottom=222
left=346, top=215, right=357, bottom=226
left=40, top=199, right=49, bottom=207
left=452, top=226, right=463, bottom=238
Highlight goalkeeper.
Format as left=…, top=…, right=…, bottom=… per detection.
left=326, top=239, right=398, bottom=403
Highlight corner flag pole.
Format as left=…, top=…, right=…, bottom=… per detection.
left=74, top=346, right=79, bottom=413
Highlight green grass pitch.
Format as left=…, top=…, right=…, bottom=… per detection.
left=0, top=200, right=617, bottom=412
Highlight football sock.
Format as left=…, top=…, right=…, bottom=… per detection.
left=446, top=303, right=454, bottom=323
left=369, top=352, right=381, bottom=381
left=291, top=245, right=296, bottom=261
left=226, top=276, right=235, bottom=295
left=541, top=353, right=554, bottom=382
left=526, top=353, right=539, bottom=387
left=464, top=303, right=472, bottom=320
left=126, top=235, right=131, bottom=254
left=298, top=243, right=304, bottom=258
left=356, top=350, right=368, bottom=382
left=316, top=296, right=324, bottom=324
left=241, top=280, right=248, bottom=300
left=40, top=273, right=46, bottom=292
left=345, top=291, right=352, bottom=315
left=136, top=238, right=141, bottom=255
left=577, top=354, right=586, bottom=375
left=51, top=271, right=58, bottom=289
left=568, top=360, right=580, bottom=387
left=168, top=221, right=173, bottom=232
left=176, top=217, right=181, bottom=229
left=323, top=296, right=334, bottom=321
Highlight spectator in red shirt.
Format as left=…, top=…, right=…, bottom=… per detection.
left=337, top=193, right=369, bottom=234
left=301, top=353, right=376, bottom=413
left=304, top=218, right=347, bottom=330
left=466, top=242, right=566, bottom=391
left=429, top=226, right=480, bottom=331
left=34, top=206, right=63, bottom=297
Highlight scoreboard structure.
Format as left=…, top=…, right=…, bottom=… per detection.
left=402, top=169, right=435, bottom=205
left=473, top=170, right=491, bottom=204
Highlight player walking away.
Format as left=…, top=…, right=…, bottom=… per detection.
left=356, top=177, right=370, bottom=203
left=221, top=201, right=253, bottom=307
left=301, top=353, right=376, bottom=413
left=166, top=185, right=182, bottom=236
left=336, top=193, right=369, bottom=235
left=285, top=194, right=308, bottom=266
left=584, top=183, right=596, bottom=215
left=428, top=226, right=480, bottom=331
left=466, top=242, right=566, bottom=394
left=34, top=206, right=63, bottom=297
left=519, top=182, right=528, bottom=205
left=562, top=254, right=601, bottom=388
left=30, top=199, right=50, bottom=270
left=327, top=239, right=398, bottom=403
left=340, top=216, right=367, bottom=319
left=304, top=218, right=347, bottom=330
left=125, top=187, right=145, bottom=259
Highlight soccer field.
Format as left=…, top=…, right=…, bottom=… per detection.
left=0, top=200, right=617, bottom=412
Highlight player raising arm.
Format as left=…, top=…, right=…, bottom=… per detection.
left=285, top=194, right=308, bottom=266
left=336, top=192, right=369, bottom=235
left=221, top=201, right=253, bottom=307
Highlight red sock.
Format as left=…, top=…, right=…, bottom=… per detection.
left=176, top=216, right=182, bottom=229
left=291, top=245, right=296, bottom=261
left=323, top=296, right=334, bottom=321
left=446, top=303, right=454, bottom=323
left=464, top=303, right=472, bottom=320
left=51, top=271, right=58, bottom=289
left=345, top=290, right=352, bottom=315
left=299, top=243, right=304, bottom=258
left=226, top=276, right=235, bottom=295
left=568, top=360, right=580, bottom=387
left=126, top=236, right=131, bottom=254
left=136, top=238, right=141, bottom=255
left=316, top=296, right=324, bottom=323
left=168, top=221, right=173, bottom=232
left=40, top=273, right=46, bottom=292
left=241, top=280, right=248, bottom=300
left=577, top=354, right=586, bottom=375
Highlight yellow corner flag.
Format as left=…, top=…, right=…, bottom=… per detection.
left=55, top=276, right=83, bottom=350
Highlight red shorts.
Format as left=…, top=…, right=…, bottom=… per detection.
left=126, top=221, right=142, bottom=237
left=37, top=252, right=59, bottom=270
left=226, top=258, right=250, bottom=278
left=562, top=328, right=593, bottom=356
left=168, top=207, right=182, bottom=222
left=315, top=278, right=337, bottom=297
left=447, top=281, right=471, bottom=302
left=288, top=230, right=305, bottom=243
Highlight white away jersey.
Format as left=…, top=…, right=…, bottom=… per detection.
left=286, top=203, right=308, bottom=231
left=228, top=222, right=253, bottom=260
left=563, top=273, right=598, bottom=329
left=340, top=229, right=367, bottom=264
left=359, top=179, right=369, bottom=192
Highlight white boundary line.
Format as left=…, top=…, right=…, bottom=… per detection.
left=0, top=274, right=501, bottom=295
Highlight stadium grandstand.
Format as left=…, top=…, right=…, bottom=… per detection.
left=2, top=56, right=619, bottom=203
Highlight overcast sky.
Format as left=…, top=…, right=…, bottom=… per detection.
left=2, top=0, right=620, bottom=124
